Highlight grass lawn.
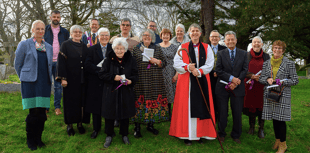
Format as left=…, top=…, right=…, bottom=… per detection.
left=297, top=71, right=306, bottom=76
left=1, top=80, right=310, bottom=153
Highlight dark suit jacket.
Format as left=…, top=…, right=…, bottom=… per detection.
left=209, top=44, right=227, bottom=97
left=84, top=43, right=112, bottom=114
left=218, top=44, right=227, bottom=52
left=215, top=47, right=248, bottom=97
left=81, top=32, right=100, bottom=46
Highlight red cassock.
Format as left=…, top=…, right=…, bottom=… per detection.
left=169, top=42, right=217, bottom=139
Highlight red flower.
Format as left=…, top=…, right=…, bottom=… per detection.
left=151, top=100, right=159, bottom=109
left=146, top=100, right=152, bottom=108
left=160, top=98, right=168, bottom=107
left=135, top=101, right=139, bottom=108
left=138, top=95, right=144, bottom=103
left=157, top=94, right=162, bottom=103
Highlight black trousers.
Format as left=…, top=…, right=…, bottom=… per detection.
left=105, top=118, right=129, bottom=136
left=273, top=119, right=286, bottom=142
left=217, top=93, right=244, bottom=139
left=26, top=108, right=47, bottom=123
left=92, top=114, right=102, bottom=132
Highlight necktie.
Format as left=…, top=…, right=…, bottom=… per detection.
left=92, top=33, right=96, bottom=42
left=230, top=50, right=235, bottom=66
left=213, top=46, right=217, bottom=55
left=102, top=47, right=106, bottom=59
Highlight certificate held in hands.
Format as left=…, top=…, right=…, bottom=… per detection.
left=142, top=48, right=154, bottom=62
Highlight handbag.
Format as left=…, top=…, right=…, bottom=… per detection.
left=267, top=65, right=285, bottom=103
left=267, top=86, right=285, bottom=103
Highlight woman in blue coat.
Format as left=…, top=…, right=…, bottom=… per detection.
left=14, top=20, right=53, bottom=151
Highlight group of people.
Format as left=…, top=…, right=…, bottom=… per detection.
left=14, top=10, right=299, bottom=153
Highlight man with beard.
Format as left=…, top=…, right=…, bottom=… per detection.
left=44, top=10, right=70, bottom=115
left=82, top=19, right=100, bottom=47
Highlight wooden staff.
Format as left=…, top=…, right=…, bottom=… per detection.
left=178, top=48, right=224, bottom=152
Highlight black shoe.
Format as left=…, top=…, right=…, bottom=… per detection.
left=91, top=131, right=99, bottom=139
left=184, top=140, right=192, bottom=146
left=114, top=120, right=119, bottom=127
left=67, top=125, right=75, bottom=136
left=147, top=122, right=159, bottom=135
left=197, top=139, right=203, bottom=144
left=77, top=124, right=85, bottom=134
left=134, top=122, right=142, bottom=138
left=27, top=140, right=37, bottom=151
left=104, top=136, right=112, bottom=148
left=122, top=136, right=131, bottom=145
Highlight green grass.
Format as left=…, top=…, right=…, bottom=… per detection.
left=1, top=80, right=310, bottom=152
left=0, top=74, right=21, bottom=84
left=297, top=71, right=306, bottom=76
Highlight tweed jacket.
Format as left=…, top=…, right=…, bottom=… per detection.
left=259, top=56, right=299, bottom=121
left=14, top=38, right=53, bottom=82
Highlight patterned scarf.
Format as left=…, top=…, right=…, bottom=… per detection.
left=33, top=38, right=46, bottom=52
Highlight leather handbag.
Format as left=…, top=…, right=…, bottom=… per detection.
left=267, top=87, right=284, bottom=103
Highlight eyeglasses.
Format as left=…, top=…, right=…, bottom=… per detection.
left=210, top=36, right=219, bottom=38
left=99, top=34, right=109, bottom=37
left=121, top=24, right=130, bottom=27
left=273, top=47, right=283, bottom=50
left=142, top=34, right=150, bottom=37
left=149, top=25, right=157, bottom=28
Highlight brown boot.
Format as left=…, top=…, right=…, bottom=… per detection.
left=258, top=118, right=265, bottom=138
left=272, top=139, right=280, bottom=150
left=276, top=141, right=287, bottom=153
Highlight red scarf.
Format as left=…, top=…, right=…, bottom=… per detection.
left=244, top=48, right=265, bottom=112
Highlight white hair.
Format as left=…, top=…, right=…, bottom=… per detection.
left=98, top=27, right=110, bottom=36
left=31, top=20, right=45, bottom=37
left=175, top=24, right=185, bottom=33
left=139, top=29, right=156, bottom=43
left=252, top=36, right=263, bottom=44
left=187, top=23, right=202, bottom=34
left=70, top=25, right=84, bottom=34
left=112, top=37, right=128, bottom=52
left=224, top=31, right=237, bottom=39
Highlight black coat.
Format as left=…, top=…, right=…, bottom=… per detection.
left=56, top=39, right=90, bottom=124
left=84, top=43, right=112, bottom=115
left=98, top=50, right=139, bottom=120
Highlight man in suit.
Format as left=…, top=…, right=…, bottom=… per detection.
left=44, top=10, right=70, bottom=115
left=82, top=19, right=100, bottom=47
left=215, top=31, right=248, bottom=144
left=209, top=30, right=227, bottom=121
left=84, top=27, right=112, bottom=139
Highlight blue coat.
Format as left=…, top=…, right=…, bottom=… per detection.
left=14, top=38, right=53, bottom=82
left=44, top=24, right=69, bottom=47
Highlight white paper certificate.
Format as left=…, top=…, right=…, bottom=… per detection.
left=120, top=74, right=126, bottom=81
left=142, top=48, right=154, bottom=62
left=97, top=59, right=105, bottom=67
